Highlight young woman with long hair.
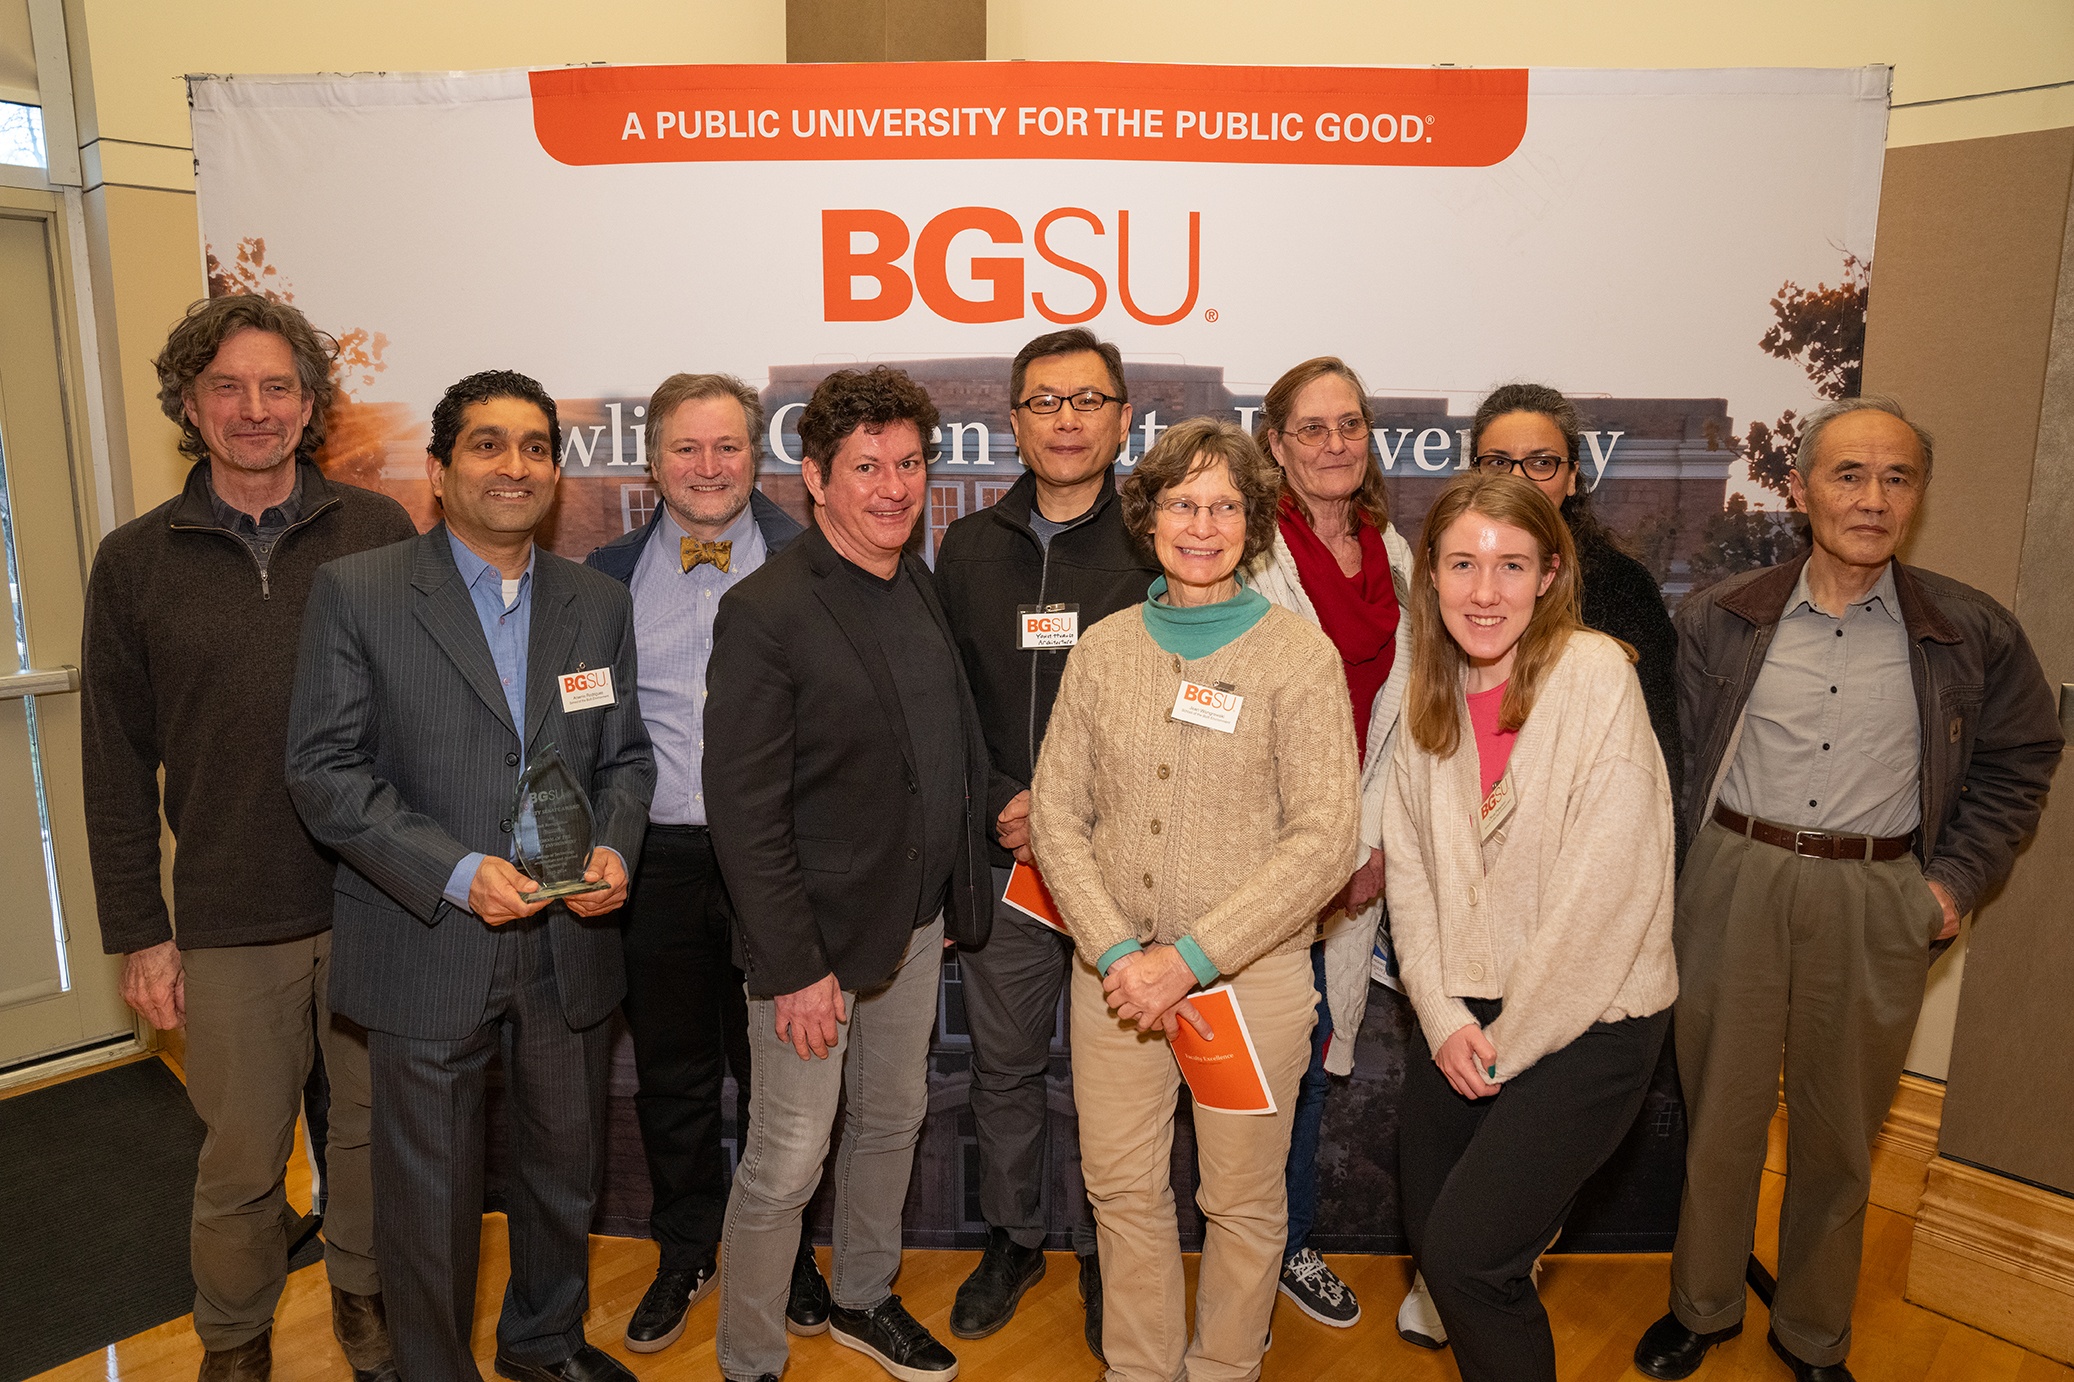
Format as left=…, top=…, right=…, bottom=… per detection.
left=1384, top=469, right=1677, bottom=1382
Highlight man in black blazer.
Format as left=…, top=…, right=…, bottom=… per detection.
left=584, top=373, right=825, bottom=1355
left=287, top=370, right=653, bottom=1382
left=705, top=367, right=1001, bottom=1382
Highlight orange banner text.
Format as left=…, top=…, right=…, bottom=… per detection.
left=530, top=61, right=1528, bottom=168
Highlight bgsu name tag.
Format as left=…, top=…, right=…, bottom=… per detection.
left=1017, top=604, right=1080, bottom=649
left=1171, top=679, right=1243, bottom=733
left=559, top=667, right=615, bottom=713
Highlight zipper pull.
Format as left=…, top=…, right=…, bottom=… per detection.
left=261, top=567, right=270, bottom=600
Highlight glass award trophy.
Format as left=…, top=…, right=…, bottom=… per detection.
left=511, top=744, right=608, bottom=903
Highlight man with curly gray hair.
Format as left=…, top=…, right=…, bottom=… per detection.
left=81, top=294, right=415, bottom=1382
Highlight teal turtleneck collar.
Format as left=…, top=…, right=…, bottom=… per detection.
left=1139, top=574, right=1271, bottom=660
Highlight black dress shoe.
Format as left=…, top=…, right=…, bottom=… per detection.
left=1633, top=1311, right=1742, bottom=1380
left=949, top=1227, right=1047, bottom=1339
left=624, top=1258, right=717, bottom=1353
left=1077, top=1252, right=1103, bottom=1363
left=787, top=1240, right=832, bottom=1336
left=1769, top=1330, right=1856, bottom=1381
left=830, top=1295, right=959, bottom=1381
left=492, top=1343, right=636, bottom=1382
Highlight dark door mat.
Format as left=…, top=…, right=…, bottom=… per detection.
left=0, top=1058, right=317, bottom=1379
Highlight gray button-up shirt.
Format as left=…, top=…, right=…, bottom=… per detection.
left=1719, top=561, right=1921, bottom=836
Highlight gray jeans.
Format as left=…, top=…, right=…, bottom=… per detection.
left=717, top=917, right=944, bottom=1380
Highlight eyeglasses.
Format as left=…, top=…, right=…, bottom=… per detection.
left=1473, top=452, right=1573, bottom=481
left=1282, top=418, right=1369, bottom=447
left=1156, top=499, right=1245, bottom=524
left=1014, top=389, right=1124, bottom=415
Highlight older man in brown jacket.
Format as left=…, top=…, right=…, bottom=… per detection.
left=1634, top=397, right=2062, bottom=1382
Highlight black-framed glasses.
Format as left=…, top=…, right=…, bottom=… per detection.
left=1473, top=452, right=1573, bottom=481
left=1283, top=418, right=1369, bottom=447
left=1014, top=389, right=1124, bottom=415
left=1156, top=498, right=1245, bottom=524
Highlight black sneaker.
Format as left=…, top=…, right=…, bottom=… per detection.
left=787, top=1240, right=831, bottom=1336
left=949, top=1228, right=1047, bottom=1339
left=1278, top=1247, right=1360, bottom=1327
left=829, top=1294, right=959, bottom=1382
left=624, top=1258, right=716, bottom=1353
left=1077, top=1252, right=1103, bottom=1363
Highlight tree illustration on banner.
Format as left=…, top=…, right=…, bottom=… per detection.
left=205, top=238, right=431, bottom=527
left=1689, top=252, right=1867, bottom=593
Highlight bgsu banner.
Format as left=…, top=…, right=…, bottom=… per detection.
left=190, top=61, right=1886, bottom=1250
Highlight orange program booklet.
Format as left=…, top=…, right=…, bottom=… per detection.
left=1169, top=985, right=1277, bottom=1116
left=1002, top=861, right=1069, bottom=935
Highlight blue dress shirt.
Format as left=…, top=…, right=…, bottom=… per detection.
left=442, top=531, right=535, bottom=910
left=629, top=502, right=766, bottom=825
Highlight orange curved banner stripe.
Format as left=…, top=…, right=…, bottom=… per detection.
left=529, top=61, right=1528, bottom=168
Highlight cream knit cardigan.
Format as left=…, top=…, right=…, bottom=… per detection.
left=1246, top=521, right=1415, bottom=1075
left=1030, top=603, right=1362, bottom=979
left=1383, top=629, right=1678, bottom=1082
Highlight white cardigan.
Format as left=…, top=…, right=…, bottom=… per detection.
left=1383, top=630, right=1678, bottom=1082
left=1245, top=519, right=1414, bottom=1075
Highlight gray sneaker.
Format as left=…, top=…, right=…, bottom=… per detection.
left=1278, top=1247, right=1360, bottom=1327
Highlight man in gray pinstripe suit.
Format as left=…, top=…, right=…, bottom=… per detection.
left=287, top=370, right=655, bottom=1382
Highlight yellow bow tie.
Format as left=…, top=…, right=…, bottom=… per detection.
left=681, top=538, right=732, bottom=573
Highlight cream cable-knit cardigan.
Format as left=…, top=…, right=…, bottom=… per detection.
left=1030, top=603, right=1361, bottom=980
left=1246, top=521, right=1415, bottom=1075
left=1383, top=629, right=1678, bottom=1082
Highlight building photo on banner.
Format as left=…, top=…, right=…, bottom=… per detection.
left=188, top=59, right=1887, bottom=1253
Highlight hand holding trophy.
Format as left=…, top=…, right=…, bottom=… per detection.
left=511, top=744, right=610, bottom=904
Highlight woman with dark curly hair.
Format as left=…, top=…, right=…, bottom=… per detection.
left=1030, top=416, right=1361, bottom=1382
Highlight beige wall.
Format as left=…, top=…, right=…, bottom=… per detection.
left=988, top=0, right=2074, bottom=147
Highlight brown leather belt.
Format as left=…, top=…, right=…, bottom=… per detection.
left=1713, top=803, right=1915, bottom=862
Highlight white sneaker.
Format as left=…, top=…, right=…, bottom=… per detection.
left=1398, top=1260, right=1544, bottom=1351
left=1396, top=1271, right=1446, bottom=1349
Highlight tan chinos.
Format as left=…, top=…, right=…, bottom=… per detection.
left=181, top=931, right=377, bottom=1349
left=1072, top=947, right=1315, bottom=1382
left=1669, top=819, right=1944, bottom=1367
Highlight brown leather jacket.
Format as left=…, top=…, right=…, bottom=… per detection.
left=1674, top=552, right=2062, bottom=916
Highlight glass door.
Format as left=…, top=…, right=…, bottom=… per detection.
left=0, top=196, right=129, bottom=1071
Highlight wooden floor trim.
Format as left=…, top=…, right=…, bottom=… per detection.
left=1908, top=1155, right=2074, bottom=1365
left=1766, top=1072, right=1947, bottom=1218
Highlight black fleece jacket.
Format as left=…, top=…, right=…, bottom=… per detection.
left=932, top=470, right=1161, bottom=866
left=81, top=461, right=417, bottom=953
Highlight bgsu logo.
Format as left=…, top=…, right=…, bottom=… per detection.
left=823, top=207, right=1201, bottom=326
left=1024, top=616, right=1071, bottom=634
left=561, top=670, right=607, bottom=693
left=1180, top=683, right=1239, bottom=712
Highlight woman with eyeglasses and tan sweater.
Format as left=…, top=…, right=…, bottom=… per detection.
left=1030, top=417, right=1359, bottom=1382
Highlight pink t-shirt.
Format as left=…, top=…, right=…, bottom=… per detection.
left=1466, top=681, right=1518, bottom=800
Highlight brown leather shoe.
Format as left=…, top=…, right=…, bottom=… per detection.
left=331, top=1288, right=402, bottom=1381
left=198, top=1330, right=270, bottom=1382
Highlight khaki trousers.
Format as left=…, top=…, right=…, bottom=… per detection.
left=1072, top=947, right=1315, bottom=1382
left=1669, top=820, right=1941, bottom=1367
left=182, top=931, right=377, bottom=1349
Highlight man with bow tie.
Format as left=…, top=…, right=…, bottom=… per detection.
left=585, top=374, right=813, bottom=1355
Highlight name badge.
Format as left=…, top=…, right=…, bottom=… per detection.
left=1017, top=603, right=1080, bottom=649
left=559, top=667, right=616, bottom=713
left=1171, top=679, right=1243, bottom=733
left=1479, top=768, right=1517, bottom=842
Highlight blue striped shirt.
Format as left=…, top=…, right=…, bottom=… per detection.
left=630, top=502, right=766, bottom=825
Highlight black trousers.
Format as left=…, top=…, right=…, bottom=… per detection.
left=368, top=918, right=611, bottom=1380
left=621, top=824, right=754, bottom=1269
left=1399, top=997, right=1669, bottom=1382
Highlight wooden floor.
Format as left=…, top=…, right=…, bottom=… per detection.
left=20, top=1055, right=2072, bottom=1382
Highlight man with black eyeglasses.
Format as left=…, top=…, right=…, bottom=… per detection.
left=931, top=329, right=1160, bottom=1358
